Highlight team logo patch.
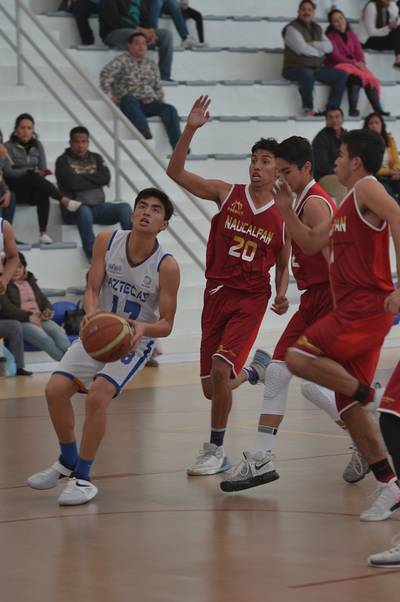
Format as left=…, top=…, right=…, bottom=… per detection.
left=141, top=275, right=152, bottom=289
left=108, top=262, right=123, bottom=274
left=228, top=200, right=244, bottom=216
left=297, top=335, right=323, bottom=355
left=216, top=344, right=236, bottom=359
left=381, top=395, right=395, bottom=406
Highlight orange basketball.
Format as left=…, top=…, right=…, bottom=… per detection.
left=81, top=312, right=133, bottom=363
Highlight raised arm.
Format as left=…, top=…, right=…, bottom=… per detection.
left=273, top=177, right=332, bottom=255
left=129, top=255, right=180, bottom=347
left=166, top=96, right=231, bottom=204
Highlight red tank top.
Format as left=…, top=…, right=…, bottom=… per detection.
left=205, top=184, right=285, bottom=295
left=329, top=177, right=394, bottom=304
left=291, top=180, right=336, bottom=290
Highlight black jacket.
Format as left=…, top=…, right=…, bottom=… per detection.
left=312, top=126, right=345, bottom=181
left=1, top=271, right=52, bottom=323
left=55, top=148, right=110, bottom=204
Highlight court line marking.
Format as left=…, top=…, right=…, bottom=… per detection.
left=289, top=569, right=400, bottom=588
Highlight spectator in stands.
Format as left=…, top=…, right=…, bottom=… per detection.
left=0, top=132, right=13, bottom=223
left=98, top=0, right=173, bottom=81
left=3, top=114, right=72, bottom=245
left=362, top=1, right=400, bottom=68
left=0, top=306, right=32, bottom=376
left=312, top=106, right=347, bottom=203
left=363, top=111, right=400, bottom=202
left=282, top=0, right=348, bottom=116
left=100, top=32, right=181, bottom=148
left=325, top=8, right=388, bottom=117
left=55, top=126, right=132, bottom=260
left=1, top=252, right=71, bottom=361
left=68, top=0, right=100, bottom=47
left=147, top=0, right=197, bottom=48
left=180, top=1, right=205, bottom=46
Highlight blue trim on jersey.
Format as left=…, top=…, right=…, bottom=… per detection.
left=52, top=370, right=88, bottom=394
left=107, top=230, right=118, bottom=250
left=97, top=339, right=155, bottom=393
left=157, top=253, right=172, bottom=272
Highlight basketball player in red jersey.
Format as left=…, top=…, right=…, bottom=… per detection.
left=369, top=287, right=400, bottom=566
left=273, top=129, right=400, bottom=521
left=220, top=136, right=362, bottom=491
left=167, top=95, right=290, bottom=476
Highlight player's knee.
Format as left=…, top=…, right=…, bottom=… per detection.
left=285, top=350, right=304, bottom=376
left=210, top=361, right=230, bottom=388
left=45, top=375, right=69, bottom=402
left=85, top=392, right=109, bottom=416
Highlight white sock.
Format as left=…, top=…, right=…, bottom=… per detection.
left=254, top=361, right=292, bottom=453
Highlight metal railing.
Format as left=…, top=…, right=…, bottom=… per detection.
left=0, top=0, right=209, bottom=270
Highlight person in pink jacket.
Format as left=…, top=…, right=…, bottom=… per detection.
left=325, top=8, right=388, bottom=117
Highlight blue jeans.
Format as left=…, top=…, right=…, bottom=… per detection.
left=149, top=0, right=189, bottom=39
left=104, top=28, right=173, bottom=80
left=282, top=66, right=348, bottom=110
left=61, top=201, right=132, bottom=260
left=119, top=94, right=181, bottom=149
left=22, top=319, right=71, bottom=361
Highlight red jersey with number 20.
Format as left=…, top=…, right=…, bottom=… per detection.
left=205, top=184, right=285, bottom=295
left=291, top=180, right=336, bottom=290
left=329, top=176, right=394, bottom=304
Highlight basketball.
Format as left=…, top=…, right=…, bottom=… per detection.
left=81, top=312, right=133, bottom=363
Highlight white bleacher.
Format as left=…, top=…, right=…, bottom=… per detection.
left=1, top=0, right=399, bottom=362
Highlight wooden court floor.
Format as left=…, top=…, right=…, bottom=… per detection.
left=0, top=349, right=399, bottom=602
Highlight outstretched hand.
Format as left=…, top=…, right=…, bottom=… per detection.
left=273, top=176, right=294, bottom=212
left=187, top=95, right=211, bottom=130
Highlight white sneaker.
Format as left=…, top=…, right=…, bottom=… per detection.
left=342, top=445, right=370, bottom=484
left=39, top=233, right=53, bottom=245
left=360, top=483, right=400, bottom=521
left=368, top=544, right=400, bottom=568
left=58, top=477, right=98, bottom=506
left=181, top=35, right=195, bottom=49
left=220, top=450, right=279, bottom=492
left=187, top=442, right=231, bottom=476
left=66, top=200, right=82, bottom=213
left=27, top=460, right=72, bottom=490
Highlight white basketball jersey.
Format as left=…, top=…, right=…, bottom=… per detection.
left=100, top=230, right=171, bottom=326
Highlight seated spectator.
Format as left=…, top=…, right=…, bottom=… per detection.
left=100, top=32, right=181, bottom=148
left=0, top=133, right=14, bottom=223
left=361, top=1, right=400, bottom=69
left=147, top=0, right=197, bottom=48
left=3, top=114, right=71, bottom=245
left=1, top=252, right=71, bottom=361
left=0, top=310, right=32, bottom=376
left=180, top=1, right=205, bottom=46
left=363, top=111, right=400, bottom=202
left=98, top=0, right=173, bottom=81
left=282, top=0, right=348, bottom=116
left=55, top=126, right=132, bottom=260
left=69, top=0, right=100, bottom=47
left=326, top=9, right=388, bottom=116
left=312, top=106, right=347, bottom=203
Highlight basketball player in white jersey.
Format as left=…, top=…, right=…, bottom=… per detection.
left=27, top=188, right=180, bottom=506
left=0, top=217, right=18, bottom=294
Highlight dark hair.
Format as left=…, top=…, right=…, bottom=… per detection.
left=299, top=0, right=316, bottom=10
left=326, top=9, right=352, bottom=34
left=128, top=32, right=147, bottom=44
left=276, top=136, right=313, bottom=169
left=10, top=113, right=37, bottom=143
left=251, top=138, right=279, bottom=156
left=4, top=251, right=26, bottom=267
left=325, top=106, right=344, bottom=118
left=342, top=129, right=385, bottom=174
left=363, top=111, right=388, bottom=146
left=70, top=126, right=90, bottom=140
left=134, top=187, right=174, bottom=220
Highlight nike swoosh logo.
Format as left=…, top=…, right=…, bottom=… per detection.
left=76, top=482, right=91, bottom=488
left=255, top=462, right=270, bottom=471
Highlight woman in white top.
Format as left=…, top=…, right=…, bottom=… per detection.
left=362, top=0, right=400, bottom=68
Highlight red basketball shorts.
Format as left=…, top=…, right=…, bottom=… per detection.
left=289, top=290, right=393, bottom=414
left=200, top=282, right=268, bottom=378
left=273, top=284, right=332, bottom=361
left=379, top=362, right=400, bottom=417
